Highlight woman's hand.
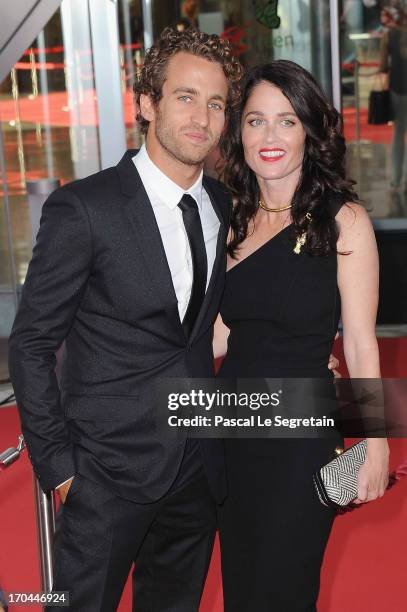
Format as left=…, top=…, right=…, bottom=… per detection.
left=354, top=439, right=390, bottom=504
left=213, top=313, right=230, bottom=359
left=328, top=353, right=341, bottom=378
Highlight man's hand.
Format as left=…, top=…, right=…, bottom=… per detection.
left=56, top=476, right=74, bottom=504
left=328, top=353, right=341, bottom=378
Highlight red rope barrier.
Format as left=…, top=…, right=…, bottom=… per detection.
left=14, top=61, right=65, bottom=70
left=22, top=43, right=142, bottom=56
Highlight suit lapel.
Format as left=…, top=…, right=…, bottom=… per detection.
left=116, top=151, right=229, bottom=344
left=117, top=151, right=184, bottom=338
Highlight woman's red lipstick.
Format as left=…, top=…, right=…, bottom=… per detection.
left=259, top=148, right=286, bottom=162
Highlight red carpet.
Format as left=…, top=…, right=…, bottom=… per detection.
left=342, top=107, right=394, bottom=144
left=1, top=338, right=406, bottom=611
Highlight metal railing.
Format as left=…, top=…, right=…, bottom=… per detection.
left=0, top=434, right=56, bottom=598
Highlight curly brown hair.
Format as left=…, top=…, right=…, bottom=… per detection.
left=133, top=27, right=243, bottom=134
left=221, top=61, right=359, bottom=258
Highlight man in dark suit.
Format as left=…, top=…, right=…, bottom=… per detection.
left=8, top=27, right=242, bottom=611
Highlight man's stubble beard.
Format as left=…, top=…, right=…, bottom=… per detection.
left=154, top=110, right=219, bottom=167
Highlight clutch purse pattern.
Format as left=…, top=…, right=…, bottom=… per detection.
left=313, top=440, right=367, bottom=508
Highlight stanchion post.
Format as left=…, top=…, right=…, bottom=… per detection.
left=26, top=178, right=61, bottom=245
left=33, top=477, right=56, bottom=594
left=1, top=435, right=56, bottom=601
left=19, top=179, right=62, bottom=594
left=355, top=59, right=361, bottom=142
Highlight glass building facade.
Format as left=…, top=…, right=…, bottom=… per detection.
left=1, top=0, right=407, bottom=379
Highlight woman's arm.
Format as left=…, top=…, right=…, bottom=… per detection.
left=213, top=313, right=230, bottom=359
left=337, top=203, right=389, bottom=503
left=337, top=203, right=380, bottom=377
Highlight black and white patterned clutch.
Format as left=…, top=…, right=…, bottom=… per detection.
left=313, top=440, right=367, bottom=508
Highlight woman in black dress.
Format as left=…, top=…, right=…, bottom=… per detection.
left=213, top=61, right=390, bottom=611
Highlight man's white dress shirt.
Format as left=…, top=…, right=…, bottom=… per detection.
left=133, top=144, right=220, bottom=321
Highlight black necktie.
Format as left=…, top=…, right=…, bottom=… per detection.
left=178, top=194, right=208, bottom=338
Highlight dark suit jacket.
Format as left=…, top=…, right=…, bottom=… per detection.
left=8, top=150, right=231, bottom=503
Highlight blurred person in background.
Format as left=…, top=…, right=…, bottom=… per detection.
left=380, top=1, right=407, bottom=190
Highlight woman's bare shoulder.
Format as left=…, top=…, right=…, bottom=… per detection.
left=336, top=202, right=371, bottom=229
left=336, top=202, right=375, bottom=249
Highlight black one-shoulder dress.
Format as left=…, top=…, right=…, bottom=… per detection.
left=217, top=200, right=345, bottom=612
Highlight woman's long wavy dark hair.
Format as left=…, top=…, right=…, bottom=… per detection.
left=220, top=60, right=359, bottom=257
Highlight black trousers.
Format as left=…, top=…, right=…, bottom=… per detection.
left=218, top=438, right=342, bottom=612
left=50, top=440, right=216, bottom=611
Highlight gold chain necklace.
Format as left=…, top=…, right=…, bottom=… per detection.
left=258, top=196, right=312, bottom=254
left=258, top=197, right=292, bottom=213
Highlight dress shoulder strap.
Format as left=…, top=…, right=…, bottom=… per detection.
left=329, top=193, right=346, bottom=219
